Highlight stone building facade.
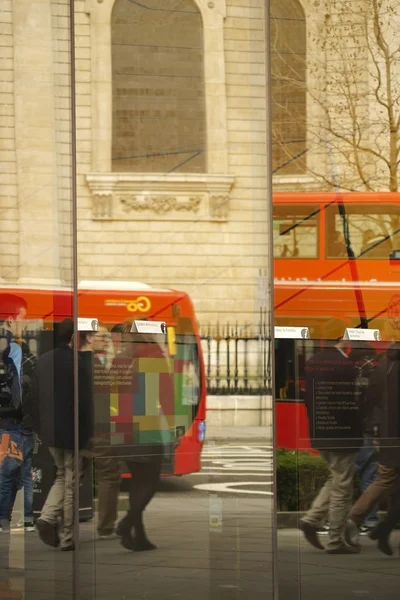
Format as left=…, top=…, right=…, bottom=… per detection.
left=1, top=0, right=387, bottom=325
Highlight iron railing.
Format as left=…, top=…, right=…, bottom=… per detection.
left=200, top=315, right=272, bottom=395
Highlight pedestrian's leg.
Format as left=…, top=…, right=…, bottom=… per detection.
left=95, top=455, right=121, bottom=537
left=349, top=463, right=397, bottom=527
left=367, top=470, right=400, bottom=556
left=357, top=439, right=378, bottom=527
left=0, top=457, right=22, bottom=531
left=60, top=452, right=84, bottom=549
left=132, top=456, right=162, bottom=549
left=21, top=434, right=34, bottom=526
left=326, top=452, right=356, bottom=551
left=40, top=448, right=65, bottom=525
left=302, top=451, right=333, bottom=528
left=0, top=431, right=23, bottom=530
left=119, top=460, right=158, bottom=552
left=37, top=447, right=65, bottom=547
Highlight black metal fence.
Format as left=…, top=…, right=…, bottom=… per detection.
left=200, top=316, right=272, bottom=395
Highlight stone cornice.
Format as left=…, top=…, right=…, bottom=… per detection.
left=86, top=172, right=235, bottom=221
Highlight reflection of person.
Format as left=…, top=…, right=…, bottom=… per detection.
left=345, top=343, right=400, bottom=555
left=112, top=322, right=167, bottom=552
left=0, top=294, right=36, bottom=533
left=0, top=293, right=35, bottom=598
left=361, top=228, right=392, bottom=258
left=330, top=231, right=346, bottom=258
left=34, top=319, right=92, bottom=551
left=349, top=344, right=379, bottom=534
left=299, top=339, right=363, bottom=554
left=84, top=326, right=121, bottom=540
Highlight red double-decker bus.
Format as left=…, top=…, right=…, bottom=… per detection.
left=1, top=280, right=206, bottom=476
left=273, top=192, right=400, bottom=449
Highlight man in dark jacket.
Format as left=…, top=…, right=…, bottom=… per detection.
left=345, top=343, right=400, bottom=555
left=299, top=339, right=363, bottom=554
left=34, top=318, right=92, bottom=551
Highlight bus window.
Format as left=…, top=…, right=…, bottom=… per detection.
left=273, top=205, right=319, bottom=258
left=326, top=203, right=400, bottom=259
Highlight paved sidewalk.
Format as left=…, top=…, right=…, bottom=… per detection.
left=278, top=529, right=400, bottom=600
left=206, top=425, right=272, bottom=443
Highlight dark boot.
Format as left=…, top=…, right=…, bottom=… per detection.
left=369, top=523, right=393, bottom=556
left=131, top=515, right=157, bottom=552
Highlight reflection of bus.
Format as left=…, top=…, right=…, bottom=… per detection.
left=273, top=192, right=400, bottom=448
left=2, top=281, right=206, bottom=475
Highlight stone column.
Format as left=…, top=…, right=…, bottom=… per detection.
left=13, top=0, right=62, bottom=285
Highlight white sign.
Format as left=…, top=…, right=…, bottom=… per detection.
left=274, top=326, right=310, bottom=339
left=343, top=328, right=381, bottom=341
left=77, top=318, right=98, bottom=331
left=132, top=320, right=167, bottom=335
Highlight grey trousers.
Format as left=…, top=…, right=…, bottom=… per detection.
left=303, top=450, right=356, bottom=550
left=40, top=448, right=84, bottom=548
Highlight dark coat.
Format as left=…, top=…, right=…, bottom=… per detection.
left=0, top=329, right=36, bottom=429
left=305, top=346, right=363, bottom=451
left=33, top=344, right=92, bottom=451
left=365, top=344, right=400, bottom=467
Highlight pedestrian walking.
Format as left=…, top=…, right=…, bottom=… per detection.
left=345, top=342, right=400, bottom=556
left=34, top=319, right=93, bottom=551
left=299, top=339, right=363, bottom=554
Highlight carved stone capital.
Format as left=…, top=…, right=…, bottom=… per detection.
left=209, top=195, right=229, bottom=220
left=93, top=192, right=113, bottom=219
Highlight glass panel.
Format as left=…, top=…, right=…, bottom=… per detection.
left=80, top=0, right=274, bottom=598
left=273, top=0, right=400, bottom=596
left=0, top=0, right=76, bottom=597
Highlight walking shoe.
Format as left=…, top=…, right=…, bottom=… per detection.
left=299, top=519, right=324, bottom=550
left=24, top=522, right=35, bottom=533
left=326, top=544, right=361, bottom=555
left=98, top=532, right=118, bottom=540
left=0, top=519, right=10, bottom=533
left=61, top=543, right=75, bottom=552
left=36, top=519, right=59, bottom=547
left=359, top=525, right=372, bottom=536
left=369, top=525, right=393, bottom=556
left=317, top=524, right=330, bottom=535
left=345, top=519, right=361, bottom=547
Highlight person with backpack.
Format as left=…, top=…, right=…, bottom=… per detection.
left=0, top=293, right=36, bottom=533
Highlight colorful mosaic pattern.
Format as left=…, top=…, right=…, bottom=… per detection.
left=109, top=342, right=198, bottom=446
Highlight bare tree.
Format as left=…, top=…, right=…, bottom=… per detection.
left=272, top=0, right=400, bottom=192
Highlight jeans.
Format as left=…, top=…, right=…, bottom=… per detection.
left=19, top=432, right=34, bottom=522
left=0, top=428, right=23, bottom=521
left=354, top=437, right=378, bottom=526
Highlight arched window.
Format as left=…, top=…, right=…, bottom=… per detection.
left=111, top=0, right=206, bottom=173
left=271, top=0, right=306, bottom=175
